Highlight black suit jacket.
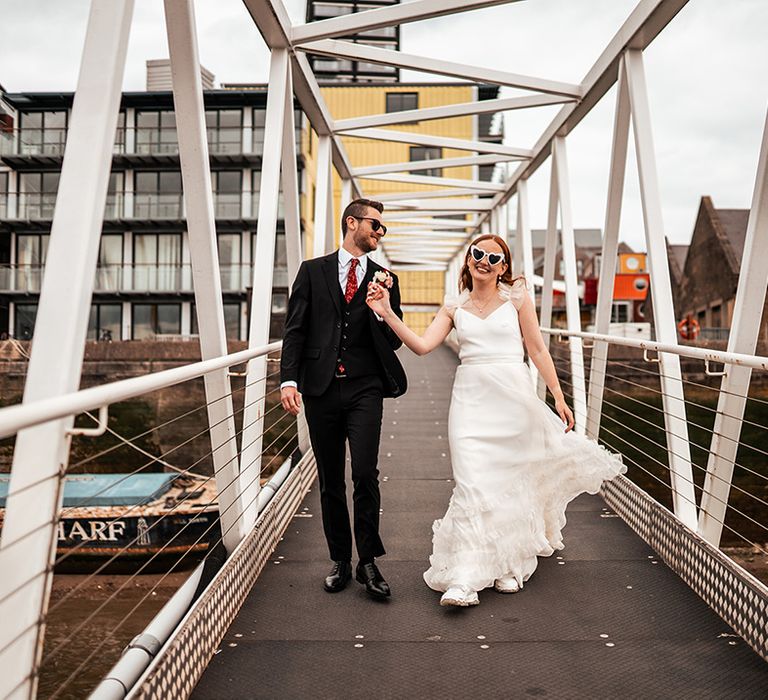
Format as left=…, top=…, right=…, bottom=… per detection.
left=280, top=251, right=408, bottom=398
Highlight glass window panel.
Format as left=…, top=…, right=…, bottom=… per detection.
left=409, top=146, right=442, bottom=177
left=216, top=170, right=241, bottom=193
left=20, top=172, right=42, bottom=193
left=224, top=303, right=240, bottom=340
left=137, top=111, right=159, bottom=128
left=132, top=304, right=153, bottom=339
left=97, top=235, right=123, bottom=291
left=21, top=112, right=43, bottom=129
left=159, top=171, right=181, bottom=193
left=45, top=111, right=67, bottom=129
left=15, top=303, right=38, bottom=340
left=386, top=92, right=418, bottom=113
left=156, top=304, right=181, bottom=334
left=271, top=292, right=287, bottom=314
left=218, top=110, right=242, bottom=128
left=88, top=304, right=121, bottom=341
left=135, top=172, right=156, bottom=193
left=0, top=172, right=7, bottom=193
left=205, top=110, right=217, bottom=128
left=87, top=305, right=98, bottom=341
left=160, top=111, right=177, bottom=128
left=42, top=172, right=60, bottom=193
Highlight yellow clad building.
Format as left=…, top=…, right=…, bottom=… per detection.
left=302, top=83, right=502, bottom=333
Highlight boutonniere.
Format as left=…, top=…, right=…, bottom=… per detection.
left=372, top=269, right=394, bottom=289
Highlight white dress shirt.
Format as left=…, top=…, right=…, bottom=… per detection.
left=281, top=249, right=376, bottom=390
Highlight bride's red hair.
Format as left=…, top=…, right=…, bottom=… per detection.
left=458, top=234, right=522, bottom=292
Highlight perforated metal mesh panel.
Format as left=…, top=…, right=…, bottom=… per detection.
left=602, top=476, right=768, bottom=661
left=129, top=453, right=317, bottom=700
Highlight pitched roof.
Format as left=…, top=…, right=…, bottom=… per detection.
left=716, top=209, right=749, bottom=266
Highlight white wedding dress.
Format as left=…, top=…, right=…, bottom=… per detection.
left=423, top=281, right=626, bottom=593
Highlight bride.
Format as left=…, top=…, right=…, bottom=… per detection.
left=366, top=234, right=625, bottom=607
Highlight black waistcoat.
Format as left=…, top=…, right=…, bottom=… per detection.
left=337, top=285, right=382, bottom=379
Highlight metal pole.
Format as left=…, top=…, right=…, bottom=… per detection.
left=516, top=179, right=537, bottom=385
left=624, top=49, right=697, bottom=529
left=699, top=107, right=768, bottom=545
left=552, top=137, right=587, bottom=434
left=164, top=0, right=245, bottom=550
left=280, top=64, right=311, bottom=457
left=0, top=3, right=134, bottom=697
left=586, top=58, right=630, bottom=440
left=313, top=135, right=334, bottom=257
left=241, top=49, right=290, bottom=532
left=537, top=157, right=559, bottom=400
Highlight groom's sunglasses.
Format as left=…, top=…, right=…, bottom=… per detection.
left=351, top=216, right=387, bottom=235
left=470, top=244, right=505, bottom=266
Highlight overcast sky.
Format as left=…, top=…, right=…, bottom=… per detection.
left=2, top=0, right=767, bottom=253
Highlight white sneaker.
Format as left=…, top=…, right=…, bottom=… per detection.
left=440, top=585, right=479, bottom=607
left=493, top=575, right=521, bottom=593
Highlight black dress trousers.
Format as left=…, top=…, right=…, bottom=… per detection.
left=303, top=374, right=386, bottom=562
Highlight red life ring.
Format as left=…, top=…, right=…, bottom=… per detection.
left=677, top=317, right=700, bottom=340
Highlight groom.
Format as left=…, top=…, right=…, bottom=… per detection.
left=280, top=198, right=407, bottom=599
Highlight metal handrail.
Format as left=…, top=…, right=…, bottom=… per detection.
left=540, top=327, right=768, bottom=371
left=0, top=341, right=281, bottom=439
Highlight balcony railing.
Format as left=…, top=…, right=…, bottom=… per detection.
left=0, top=127, right=303, bottom=157
left=0, top=191, right=284, bottom=221
left=0, top=192, right=124, bottom=219
left=0, top=263, right=288, bottom=293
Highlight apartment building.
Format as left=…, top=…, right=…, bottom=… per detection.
left=0, top=84, right=305, bottom=341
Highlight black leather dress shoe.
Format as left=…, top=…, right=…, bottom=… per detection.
left=355, top=561, right=391, bottom=599
left=324, top=560, right=352, bottom=592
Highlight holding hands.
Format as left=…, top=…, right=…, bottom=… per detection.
left=366, top=281, right=392, bottom=317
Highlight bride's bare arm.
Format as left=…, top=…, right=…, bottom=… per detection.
left=516, top=294, right=575, bottom=431
left=367, top=283, right=453, bottom=356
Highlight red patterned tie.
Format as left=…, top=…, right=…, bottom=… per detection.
left=344, top=258, right=359, bottom=303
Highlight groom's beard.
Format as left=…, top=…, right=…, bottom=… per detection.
left=352, top=229, right=379, bottom=254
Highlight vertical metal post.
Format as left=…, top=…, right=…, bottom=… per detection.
left=537, top=157, right=559, bottom=400
left=624, top=49, right=697, bottom=529
left=516, top=179, right=537, bottom=385
left=313, top=135, right=334, bottom=257
left=0, top=3, right=134, bottom=697
left=699, top=107, right=768, bottom=545
left=280, top=64, right=311, bottom=456
left=586, top=59, right=630, bottom=440
left=552, top=137, right=587, bottom=434
left=164, top=0, right=245, bottom=550
left=241, top=49, right=290, bottom=531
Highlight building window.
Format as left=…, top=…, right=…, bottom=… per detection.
left=205, top=109, right=242, bottom=154
left=409, top=146, right=442, bottom=177
left=19, top=172, right=60, bottom=218
left=386, top=93, right=418, bottom=113
left=19, top=111, right=67, bottom=155
left=136, top=110, right=177, bottom=154
left=212, top=170, right=242, bottom=218
left=133, top=233, right=182, bottom=291
left=134, top=171, right=183, bottom=218
left=14, top=303, right=38, bottom=340
left=16, top=234, right=48, bottom=292
left=0, top=172, right=7, bottom=219
left=88, top=303, right=122, bottom=341
left=271, top=292, right=288, bottom=315
left=610, top=302, right=631, bottom=323
left=132, top=303, right=182, bottom=339
left=711, top=303, right=722, bottom=328
left=106, top=172, right=124, bottom=218
left=218, top=233, right=243, bottom=291
left=95, top=235, right=124, bottom=292
left=191, top=302, right=241, bottom=340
